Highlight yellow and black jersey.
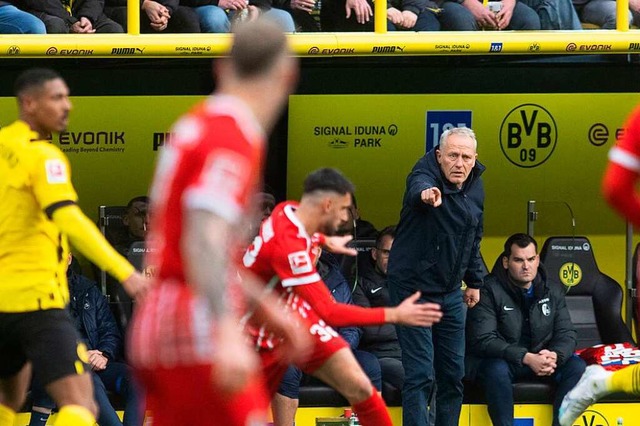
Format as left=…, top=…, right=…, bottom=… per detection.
left=0, top=120, right=77, bottom=312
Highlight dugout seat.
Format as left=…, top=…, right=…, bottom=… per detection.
left=540, top=236, right=634, bottom=349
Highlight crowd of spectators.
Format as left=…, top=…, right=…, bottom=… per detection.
left=1, top=0, right=637, bottom=34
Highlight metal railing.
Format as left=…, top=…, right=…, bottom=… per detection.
left=0, top=0, right=638, bottom=57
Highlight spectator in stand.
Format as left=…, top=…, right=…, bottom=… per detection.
left=29, top=255, right=143, bottom=426
left=520, top=0, right=581, bottom=28
left=176, top=0, right=295, bottom=33
left=0, top=1, right=45, bottom=33
left=320, top=0, right=443, bottom=31
left=438, top=0, right=541, bottom=30
left=13, top=0, right=123, bottom=32
left=104, top=0, right=200, bottom=32
left=572, top=0, right=638, bottom=29
left=272, top=250, right=382, bottom=426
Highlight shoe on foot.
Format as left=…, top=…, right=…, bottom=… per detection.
left=559, top=364, right=612, bottom=426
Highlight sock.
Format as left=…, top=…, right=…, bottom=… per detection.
left=0, top=404, right=16, bottom=426
left=52, top=405, right=95, bottom=426
left=29, top=410, right=50, bottom=426
left=608, top=364, right=640, bottom=395
left=351, top=386, right=392, bottom=426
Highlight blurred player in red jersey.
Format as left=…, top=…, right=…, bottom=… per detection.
left=558, top=105, right=640, bottom=426
left=602, top=104, right=640, bottom=228
left=243, top=168, right=444, bottom=426
left=127, top=19, right=309, bottom=426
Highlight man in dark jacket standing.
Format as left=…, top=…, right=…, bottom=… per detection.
left=466, top=233, right=585, bottom=426
left=388, top=126, right=486, bottom=426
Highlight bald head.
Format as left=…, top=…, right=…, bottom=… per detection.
left=230, top=19, right=290, bottom=79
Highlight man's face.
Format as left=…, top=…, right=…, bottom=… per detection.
left=503, top=243, right=539, bottom=288
left=124, top=201, right=149, bottom=240
left=372, top=235, right=393, bottom=276
left=320, top=192, right=352, bottom=236
left=26, top=78, right=72, bottom=134
left=436, top=133, right=477, bottom=189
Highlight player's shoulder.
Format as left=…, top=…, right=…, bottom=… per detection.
left=269, top=202, right=310, bottom=247
left=29, top=140, right=65, bottom=158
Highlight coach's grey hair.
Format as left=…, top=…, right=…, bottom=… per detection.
left=438, top=126, right=478, bottom=151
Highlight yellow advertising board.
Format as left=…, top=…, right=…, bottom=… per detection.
left=287, top=93, right=640, bottom=237
left=0, top=95, right=203, bottom=220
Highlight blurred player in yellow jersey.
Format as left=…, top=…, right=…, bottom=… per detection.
left=0, top=68, right=148, bottom=426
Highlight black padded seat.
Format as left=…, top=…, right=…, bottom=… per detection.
left=299, top=385, right=349, bottom=408
left=539, top=236, right=635, bottom=348
left=298, top=381, right=403, bottom=408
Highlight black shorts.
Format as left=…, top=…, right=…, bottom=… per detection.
left=0, top=309, right=89, bottom=386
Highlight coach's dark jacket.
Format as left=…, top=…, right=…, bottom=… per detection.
left=68, top=270, right=123, bottom=361
left=465, top=263, right=577, bottom=380
left=387, top=147, right=486, bottom=295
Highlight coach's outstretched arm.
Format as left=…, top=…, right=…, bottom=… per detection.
left=50, top=204, right=148, bottom=298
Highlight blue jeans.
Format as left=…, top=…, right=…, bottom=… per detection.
left=387, top=10, right=440, bottom=31
left=262, top=8, right=296, bottom=32
left=278, top=349, right=382, bottom=399
left=195, top=5, right=230, bottom=33
left=391, top=288, right=465, bottom=426
left=477, top=355, right=586, bottom=426
left=94, top=362, right=143, bottom=426
left=439, top=1, right=541, bottom=29
left=521, top=0, right=582, bottom=28
left=0, top=5, right=45, bottom=34
left=574, top=0, right=632, bottom=28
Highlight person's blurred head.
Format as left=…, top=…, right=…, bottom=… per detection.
left=436, top=127, right=477, bottom=189
left=502, top=233, right=539, bottom=289
left=15, top=68, right=72, bottom=138
left=216, top=19, right=298, bottom=133
left=123, top=196, right=150, bottom=240
left=372, top=226, right=395, bottom=276
left=258, top=192, right=276, bottom=222
left=302, top=168, right=354, bottom=236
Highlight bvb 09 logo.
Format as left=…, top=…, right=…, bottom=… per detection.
left=559, top=262, right=582, bottom=287
left=499, top=103, right=557, bottom=168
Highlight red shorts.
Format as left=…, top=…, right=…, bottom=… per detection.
left=136, top=364, right=269, bottom=426
left=259, top=312, right=349, bottom=396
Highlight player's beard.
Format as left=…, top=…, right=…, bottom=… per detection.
left=319, top=218, right=341, bottom=236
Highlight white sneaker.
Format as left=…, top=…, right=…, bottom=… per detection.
left=559, top=364, right=612, bottom=426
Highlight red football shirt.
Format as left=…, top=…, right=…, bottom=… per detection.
left=242, top=201, right=386, bottom=350
left=603, top=105, right=640, bottom=227
left=130, top=95, right=265, bottom=368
